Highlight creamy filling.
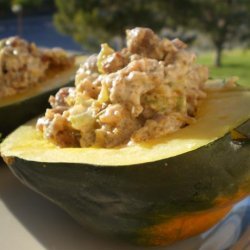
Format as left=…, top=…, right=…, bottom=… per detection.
left=0, top=36, right=74, bottom=98
left=36, top=27, right=234, bottom=148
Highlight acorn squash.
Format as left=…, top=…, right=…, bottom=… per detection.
left=1, top=88, right=250, bottom=246
left=0, top=56, right=85, bottom=137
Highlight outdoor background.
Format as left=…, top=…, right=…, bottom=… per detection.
left=0, top=0, right=250, bottom=86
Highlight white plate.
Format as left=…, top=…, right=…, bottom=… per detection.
left=1, top=163, right=250, bottom=250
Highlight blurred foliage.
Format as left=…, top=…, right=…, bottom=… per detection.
left=54, top=0, right=167, bottom=50
left=1, top=0, right=250, bottom=67
left=0, top=0, right=54, bottom=18
left=198, top=49, right=250, bottom=87
left=0, top=0, right=11, bottom=16
left=11, top=0, right=42, bottom=7
left=54, top=0, right=250, bottom=67
left=185, top=0, right=250, bottom=66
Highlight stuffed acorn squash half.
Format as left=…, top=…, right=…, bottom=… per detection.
left=0, top=36, right=83, bottom=137
left=1, top=28, right=250, bottom=246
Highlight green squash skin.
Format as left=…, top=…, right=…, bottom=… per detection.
left=0, top=80, right=73, bottom=137
left=5, top=119, right=250, bottom=245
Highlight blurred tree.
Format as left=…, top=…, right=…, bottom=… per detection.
left=54, top=0, right=167, bottom=51
left=54, top=0, right=250, bottom=66
left=0, top=0, right=54, bottom=19
left=11, top=0, right=42, bottom=7
left=10, top=0, right=42, bottom=36
left=0, top=0, right=11, bottom=17
left=54, top=0, right=196, bottom=51
left=185, top=0, right=250, bottom=67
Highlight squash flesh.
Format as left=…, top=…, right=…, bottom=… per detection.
left=1, top=89, right=250, bottom=166
left=2, top=89, right=250, bottom=165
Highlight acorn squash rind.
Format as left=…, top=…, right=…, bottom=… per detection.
left=3, top=121, right=250, bottom=245
left=1, top=88, right=250, bottom=246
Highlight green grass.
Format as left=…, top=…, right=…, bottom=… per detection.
left=197, top=49, right=250, bottom=87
